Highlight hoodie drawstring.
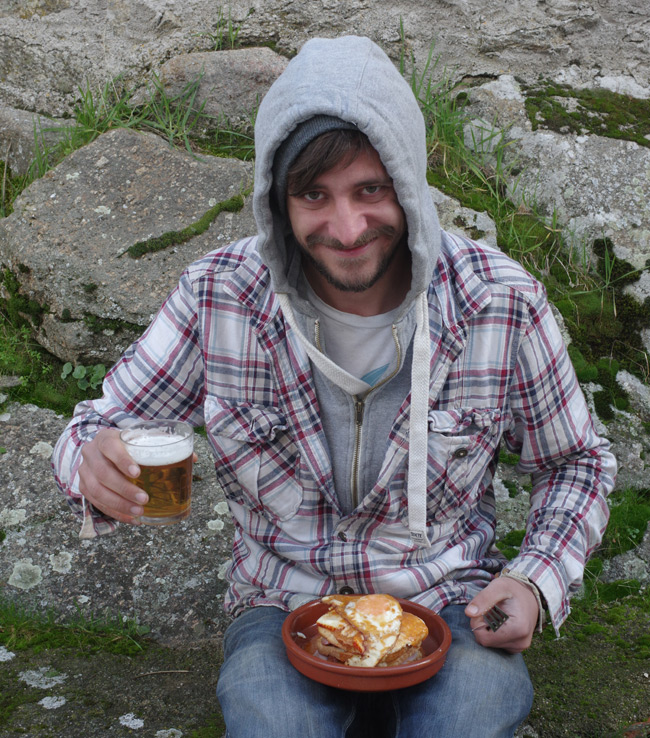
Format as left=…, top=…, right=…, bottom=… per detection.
left=276, top=293, right=370, bottom=396
left=407, top=291, right=431, bottom=547
left=277, top=290, right=432, bottom=548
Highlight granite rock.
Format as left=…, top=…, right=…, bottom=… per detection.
left=0, top=402, right=235, bottom=644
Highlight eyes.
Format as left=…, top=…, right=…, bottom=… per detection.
left=299, top=184, right=385, bottom=203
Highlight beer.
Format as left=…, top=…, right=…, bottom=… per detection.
left=120, top=421, right=194, bottom=526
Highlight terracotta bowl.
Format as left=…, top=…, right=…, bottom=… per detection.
left=282, top=597, right=452, bottom=692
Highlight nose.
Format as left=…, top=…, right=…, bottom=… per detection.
left=329, top=198, right=369, bottom=246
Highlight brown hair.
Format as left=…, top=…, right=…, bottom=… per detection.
left=286, top=129, right=374, bottom=196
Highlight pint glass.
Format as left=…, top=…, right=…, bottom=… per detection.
left=120, top=420, right=194, bottom=526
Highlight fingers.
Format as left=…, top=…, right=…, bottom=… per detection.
left=465, top=577, right=538, bottom=653
left=93, top=427, right=141, bottom=478
left=469, top=617, right=533, bottom=653
left=466, top=607, right=531, bottom=653
left=78, top=428, right=148, bottom=524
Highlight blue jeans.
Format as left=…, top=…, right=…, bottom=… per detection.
left=216, top=604, right=533, bottom=738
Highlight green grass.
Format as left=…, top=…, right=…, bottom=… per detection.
left=194, top=6, right=254, bottom=51
left=0, top=597, right=150, bottom=656
left=0, top=311, right=103, bottom=415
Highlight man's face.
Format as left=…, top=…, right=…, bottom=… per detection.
left=286, top=147, right=408, bottom=304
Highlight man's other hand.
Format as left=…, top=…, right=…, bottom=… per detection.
left=464, top=576, right=539, bottom=653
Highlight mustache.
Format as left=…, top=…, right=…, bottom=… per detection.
left=304, top=225, right=397, bottom=250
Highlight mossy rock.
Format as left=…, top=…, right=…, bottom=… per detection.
left=523, top=82, right=650, bottom=149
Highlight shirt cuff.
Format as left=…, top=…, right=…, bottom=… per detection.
left=502, top=554, right=569, bottom=634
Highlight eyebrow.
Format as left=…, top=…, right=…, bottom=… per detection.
left=289, top=176, right=393, bottom=195
left=355, top=177, right=393, bottom=188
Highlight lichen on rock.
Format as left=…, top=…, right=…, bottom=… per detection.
left=8, top=558, right=43, bottom=590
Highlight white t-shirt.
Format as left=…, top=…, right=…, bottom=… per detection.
left=305, top=282, right=399, bottom=388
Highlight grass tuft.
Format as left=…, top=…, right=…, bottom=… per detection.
left=0, top=597, right=150, bottom=656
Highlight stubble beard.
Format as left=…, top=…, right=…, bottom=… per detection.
left=298, top=226, right=406, bottom=293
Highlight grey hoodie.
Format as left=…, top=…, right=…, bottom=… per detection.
left=254, top=35, right=441, bottom=307
left=251, top=36, right=441, bottom=546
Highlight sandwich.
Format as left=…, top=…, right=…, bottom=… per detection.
left=314, top=593, right=428, bottom=667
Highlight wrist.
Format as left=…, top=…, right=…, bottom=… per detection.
left=500, top=568, right=546, bottom=633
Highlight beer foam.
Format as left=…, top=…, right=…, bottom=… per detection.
left=123, top=431, right=193, bottom=466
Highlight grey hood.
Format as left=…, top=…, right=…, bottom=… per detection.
left=253, top=35, right=441, bottom=305
left=253, top=36, right=441, bottom=548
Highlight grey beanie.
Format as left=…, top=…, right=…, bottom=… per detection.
left=272, top=115, right=358, bottom=214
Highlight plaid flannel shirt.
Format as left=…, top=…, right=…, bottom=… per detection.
left=52, top=231, right=616, bottom=630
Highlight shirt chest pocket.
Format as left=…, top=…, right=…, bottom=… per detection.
left=204, top=395, right=303, bottom=523
left=425, top=407, right=504, bottom=523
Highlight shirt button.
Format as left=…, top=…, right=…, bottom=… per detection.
left=452, top=447, right=469, bottom=459
left=339, top=586, right=354, bottom=595
left=337, top=531, right=347, bottom=542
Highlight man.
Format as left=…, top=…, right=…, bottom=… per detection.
left=53, top=36, right=616, bottom=737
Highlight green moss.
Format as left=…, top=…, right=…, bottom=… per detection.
left=127, top=193, right=245, bottom=258
left=596, top=579, right=642, bottom=603
left=500, top=529, right=526, bottom=547
left=82, top=313, right=143, bottom=335
left=600, top=488, right=650, bottom=558
left=593, top=389, right=616, bottom=420
left=0, top=268, right=48, bottom=327
left=498, top=448, right=521, bottom=466
left=584, top=557, right=604, bottom=581
left=452, top=215, right=485, bottom=241
left=496, top=528, right=526, bottom=559
left=0, top=678, right=41, bottom=727
left=558, top=241, right=648, bottom=402
left=187, top=713, right=228, bottom=737
left=594, top=358, right=629, bottom=421
left=503, top=479, right=519, bottom=498
left=592, top=238, right=642, bottom=287
left=524, top=582, right=650, bottom=735
left=580, top=622, right=608, bottom=637
left=523, top=81, right=650, bottom=148
left=633, top=633, right=650, bottom=660
left=566, top=345, right=599, bottom=382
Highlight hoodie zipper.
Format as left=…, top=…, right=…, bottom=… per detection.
left=315, top=320, right=402, bottom=509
